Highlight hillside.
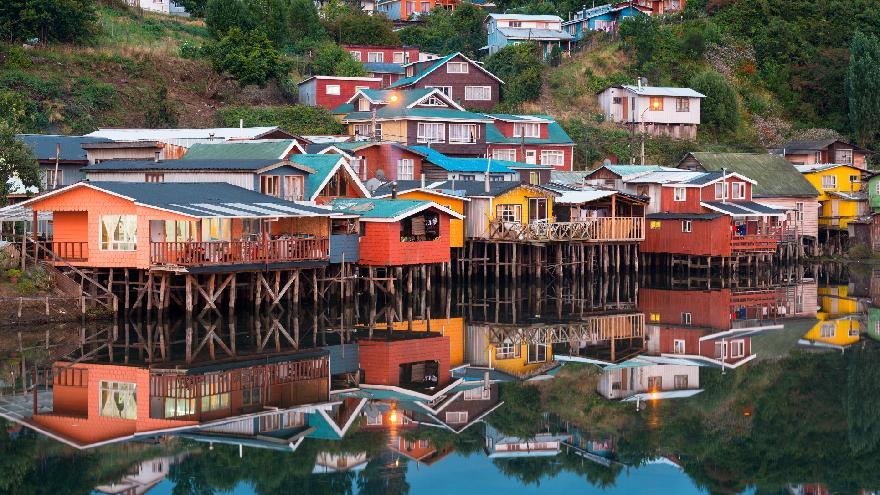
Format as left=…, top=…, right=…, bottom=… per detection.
left=0, top=6, right=290, bottom=134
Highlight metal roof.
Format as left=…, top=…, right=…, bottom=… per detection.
left=412, top=146, right=545, bottom=173
left=389, top=53, right=504, bottom=89
left=782, top=139, right=848, bottom=152
left=554, top=189, right=617, bottom=204
left=17, top=134, right=111, bottom=161
left=682, top=153, right=819, bottom=198
left=289, top=154, right=369, bottom=201
left=486, top=119, right=574, bottom=146
left=0, top=203, right=52, bottom=222
left=624, top=170, right=704, bottom=184
left=327, top=198, right=464, bottom=221
left=85, top=127, right=289, bottom=148
left=497, top=27, right=574, bottom=40
left=363, top=62, right=406, bottom=74
left=83, top=158, right=281, bottom=171
left=794, top=163, right=856, bottom=173
left=487, top=13, right=564, bottom=21
left=182, top=140, right=299, bottom=160
left=620, top=85, right=706, bottom=98
left=701, top=201, right=787, bottom=217
left=646, top=212, right=725, bottom=220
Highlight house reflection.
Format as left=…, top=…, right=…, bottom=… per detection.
left=94, top=455, right=178, bottom=495
left=800, top=285, right=863, bottom=350
left=597, top=357, right=702, bottom=401
left=484, top=423, right=571, bottom=458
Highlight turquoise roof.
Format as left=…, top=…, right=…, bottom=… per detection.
left=306, top=411, right=343, bottom=440
left=485, top=116, right=574, bottom=146
left=411, top=146, right=543, bottom=173
left=388, top=53, right=458, bottom=89
left=603, top=164, right=667, bottom=176
left=328, top=198, right=433, bottom=220
left=362, top=87, right=434, bottom=105
left=343, top=107, right=490, bottom=122
left=290, top=154, right=346, bottom=200
left=182, top=140, right=295, bottom=160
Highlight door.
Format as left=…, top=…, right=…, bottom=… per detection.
left=525, top=150, right=537, bottom=164
left=149, top=220, right=166, bottom=243
left=831, top=199, right=840, bottom=226
left=528, top=198, right=548, bottom=223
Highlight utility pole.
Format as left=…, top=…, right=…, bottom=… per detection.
left=371, top=107, right=377, bottom=142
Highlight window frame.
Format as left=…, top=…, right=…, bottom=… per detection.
left=446, top=61, right=469, bottom=73
left=417, top=122, right=445, bottom=143
left=675, top=97, right=689, bottom=112
left=367, top=51, right=384, bottom=63
left=714, top=181, right=729, bottom=200
left=464, top=85, right=492, bottom=101
left=495, top=204, right=522, bottom=223
left=681, top=220, right=692, bottom=233
left=821, top=174, right=837, bottom=189
left=99, top=215, right=138, bottom=252
left=325, top=84, right=341, bottom=96
left=673, top=339, right=686, bottom=354
left=540, top=150, right=565, bottom=167
left=448, top=123, right=478, bottom=144
left=492, top=148, right=517, bottom=161
left=731, top=181, right=746, bottom=199
left=681, top=312, right=692, bottom=325
left=673, top=187, right=686, bottom=202
left=513, top=122, right=540, bottom=138
left=349, top=50, right=361, bottom=61
left=396, top=158, right=415, bottom=180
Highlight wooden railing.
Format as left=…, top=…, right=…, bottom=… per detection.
left=486, top=313, right=645, bottom=345
left=489, top=217, right=645, bottom=242
left=150, top=238, right=329, bottom=267
left=39, top=241, right=88, bottom=262
left=730, top=233, right=781, bottom=252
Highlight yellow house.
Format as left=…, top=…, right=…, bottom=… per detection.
left=464, top=324, right=555, bottom=379
left=802, top=285, right=863, bottom=348
left=458, top=182, right=558, bottom=239
left=796, top=163, right=867, bottom=229
left=374, top=187, right=468, bottom=248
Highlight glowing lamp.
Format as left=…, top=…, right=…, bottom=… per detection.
left=389, top=411, right=398, bottom=423
left=389, top=94, right=399, bottom=103
left=651, top=100, right=662, bottom=110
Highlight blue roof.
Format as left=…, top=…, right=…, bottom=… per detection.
left=327, top=198, right=435, bottom=220
left=82, top=158, right=282, bottom=171
left=17, top=134, right=111, bottom=161
left=290, top=154, right=348, bottom=200
left=411, top=146, right=544, bottom=173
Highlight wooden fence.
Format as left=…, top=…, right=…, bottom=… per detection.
left=150, top=238, right=329, bottom=267
left=489, top=217, right=644, bottom=242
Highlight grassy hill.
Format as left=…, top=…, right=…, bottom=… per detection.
left=0, top=6, right=291, bottom=135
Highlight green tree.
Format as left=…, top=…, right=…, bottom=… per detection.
left=847, top=31, right=880, bottom=149
left=484, top=43, right=544, bottom=106
left=206, top=28, right=292, bottom=87
left=334, top=55, right=367, bottom=77
left=175, top=0, right=209, bottom=17
left=398, top=4, right=484, bottom=57
left=323, top=8, right=399, bottom=46
left=0, top=0, right=97, bottom=43
left=0, top=124, right=41, bottom=200
left=288, top=0, right=327, bottom=46
left=216, top=105, right=345, bottom=134
left=204, top=0, right=254, bottom=37
left=309, top=41, right=365, bottom=76
left=144, top=84, right=179, bottom=128
left=689, top=69, right=740, bottom=139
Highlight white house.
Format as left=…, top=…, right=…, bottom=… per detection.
left=126, top=0, right=186, bottom=15
left=596, top=84, right=706, bottom=139
left=485, top=14, right=573, bottom=60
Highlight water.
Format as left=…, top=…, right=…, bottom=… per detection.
left=1, top=265, right=878, bottom=494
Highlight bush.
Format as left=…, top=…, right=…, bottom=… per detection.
left=849, top=243, right=873, bottom=260
left=690, top=69, right=740, bottom=139
left=178, top=40, right=203, bottom=59
left=0, top=0, right=98, bottom=43
left=16, top=266, right=53, bottom=295
left=216, top=105, right=344, bottom=135
left=309, top=42, right=366, bottom=77
left=484, top=43, right=545, bottom=106
left=205, top=28, right=292, bottom=87
left=322, top=6, right=398, bottom=46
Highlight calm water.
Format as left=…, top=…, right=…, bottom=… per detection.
left=2, top=265, right=879, bottom=495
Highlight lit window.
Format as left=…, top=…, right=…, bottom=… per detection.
left=650, top=220, right=661, bottom=229
left=674, top=187, right=686, bottom=202
left=649, top=97, right=664, bottom=111
left=99, top=215, right=137, bottom=251
left=650, top=313, right=660, bottom=322
left=325, top=85, right=341, bottom=96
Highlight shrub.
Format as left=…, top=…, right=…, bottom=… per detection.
left=849, top=243, right=873, bottom=260
left=485, top=43, right=544, bottom=106
left=0, top=0, right=98, bottom=43
left=309, top=42, right=366, bottom=77
left=216, top=105, right=344, bottom=135
left=205, top=28, right=292, bottom=87
left=179, top=40, right=203, bottom=59
left=690, top=69, right=740, bottom=139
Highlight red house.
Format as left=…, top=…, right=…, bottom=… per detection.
left=389, top=53, right=504, bottom=111
left=318, top=141, right=428, bottom=182
left=298, top=76, right=383, bottom=110
left=359, top=335, right=451, bottom=391
left=641, top=171, right=789, bottom=258
left=344, top=45, right=421, bottom=66
left=327, top=198, right=463, bottom=266
left=486, top=114, right=576, bottom=171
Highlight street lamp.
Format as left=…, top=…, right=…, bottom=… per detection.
left=638, top=99, right=661, bottom=165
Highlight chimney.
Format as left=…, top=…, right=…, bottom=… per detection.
left=420, top=173, right=425, bottom=188
left=391, top=181, right=398, bottom=199
left=239, top=118, right=244, bottom=129
left=154, top=151, right=160, bottom=163
left=208, top=132, right=215, bottom=142
left=637, top=77, right=642, bottom=91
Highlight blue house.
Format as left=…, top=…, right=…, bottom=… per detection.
left=16, top=134, right=111, bottom=192
left=562, top=3, right=649, bottom=40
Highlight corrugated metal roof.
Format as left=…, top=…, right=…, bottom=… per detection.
left=486, top=119, right=574, bottom=145
left=182, top=140, right=296, bottom=160
left=620, top=85, right=706, bottom=98
left=86, top=127, right=283, bottom=142
left=684, top=152, right=819, bottom=198
left=625, top=170, right=703, bottom=184
left=17, top=134, right=111, bottom=161
left=83, top=158, right=280, bottom=171
left=782, top=139, right=842, bottom=151
left=412, top=146, right=545, bottom=173
left=342, top=107, right=492, bottom=122
left=488, top=13, right=563, bottom=21
left=646, top=212, right=725, bottom=220
left=554, top=190, right=616, bottom=204
left=498, top=27, right=574, bottom=40
left=290, top=154, right=352, bottom=200
left=794, top=163, right=853, bottom=173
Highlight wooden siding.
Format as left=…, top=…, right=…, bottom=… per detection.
left=404, top=120, right=487, bottom=157
left=330, top=233, right=360, bottom=263
left=642, top=216, right=733, bottom=256
left=358, top=336, right=451, bottom=387
left=402, top=54, right=501, bottom=111
left=396, top=190, right=465, bottom=248
left=84, top=171, right=254, bottom=190
left=487, top=144, right=574, bottom=172
left=756, top=197, right=819, bottom=239
left=358, top=215, right=452, bottom=265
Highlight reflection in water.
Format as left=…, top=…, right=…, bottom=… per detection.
left=2, top=267, right=880, bottom=494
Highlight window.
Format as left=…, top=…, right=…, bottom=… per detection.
left=714, top=341, right=727, bottom=359
left=284, top=175, right=304, bottom=201
left=417, top=122, right=445, bottom=142
left=421, top=1, right=430, bottom=11
left=354, top=123, right=371, bottom=136
left=420, top=95, right=447, bottom=107
left=835, top=149, right=853, bottom=164
left=242, top=386, right=262, bottom=406
left=400, top=211, right=440, bottom=242
left=165, top=221, right=197, bottom=243
left=357, top=97, right=370, bottom=112
left=528, top=197, right=548, bottom=222
left=731, top=182, right=746, bottom=199
left=496, top=204, right=522, bottom=222
left=260, top=175, right=281, bottom=197
left=492, top=149, right=516, bottom=161
left=529, top=171, right=538, bottom=185
left=163, top=396, right=194, bottom=420
left=674, top=187, right=686, bottom=201
left=374, top=123, right=382, bottom=140
left=495, top=342, right=519, bottom=359
left=99, top=381, right=137, bottom=419
left=649, top=96, right=664, bottom=111
left=100, top=215, right=137, bottom=251
left=541, top=150, right=565, bottom=167
left=44, top=169, right=63, bottom=189
left=795, top=202, right=804, bottom=222
left=366, top=414, right=383, bottom=426
left=200, top=378, right=230, bottom=413
left=850, top=174, right=860, bottom=184
left=325, top=84, right=341, bottom=96
left=397, top=159, right=415, bottom=180
left=349, top=50, right=361, bottom=61
left=647, top=376, right=662, bottom=391
left=449, top=124, right=477, bottom=143
left=145, top=172, right=164, bottom=183
left=820, top=322, right=836, bottom=338
left=849, top=322, right=860, bottom=337
left=674, top=375, right=689, bottom=389
left=367, top=52, right=384, bottom=62
left=612, top=96, right=622, bottom=104
left=465, top=86, right=492, bottom=100
left=650, top=220, right=661, bottom=229
left=392, top=51, right=405, bottom=63
left=446, top=411, right=468, bottom=424
left=675, top=97, right=690, bottom=112
left=508, top=21, right=522, bottom=27
left=527, top=343, right=548, bottom=363
left=730, top=339, right=745, bottom=358
left=201, top=218, right=231, bottom=241
left=673, top=339, right=686, bottom=354
left=513, top=123, right=540, bottom=138
left=650, top=313, right=660, bottom=322
left=715, top=182, right=728, bottom=200
left=463, top=387, right=491, bottom=400
left=427, top=85, right=452, bottom=96
left=681, top=312, right=692, bottom=325
left=447, top=61, right=469, bottom=73
left=682, top=220, right=692, bottom=233
left=821, top=175, right=837, bottom=189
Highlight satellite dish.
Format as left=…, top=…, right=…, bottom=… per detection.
left=376, top=169, right=386, bottom=180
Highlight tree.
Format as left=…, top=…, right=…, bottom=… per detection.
left=206, top=28, right=292, bottom=87
left=689, top=69, right=740, bottom=139
left=398, top=4, right=484, bottom=57
left=309, top=41, right=365, bottom=76
left=288, top=0, right=327, bottom=46
left=847, top=31, right=880, bottom=149
left=0, top=0, right=97, bottom=43
left=0, top=124, right=40, bottom=201
left=175, top=0, right=208, bottom=17
left=484, top=43, right=544, bottom=106
left=144, top=84, right=179, bottom=128
left=216, top=105, right=345, bottom=135
left=323, top=9, right=399, bottom=46
left=204, top=0, right=254, bottom=37
left=334, top=55, right=367, bottom=77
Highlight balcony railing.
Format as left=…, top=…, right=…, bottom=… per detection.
left=730, top=233, right=781, bottom=252
left=489, top=217, right=645, bottom=242
left=150, top=238, right=329, bottom=267
left=39, top=241, right=89, bottom=262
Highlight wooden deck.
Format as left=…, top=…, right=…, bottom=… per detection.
left=149, top=238, right=329, bottom=267
left=486, top=313, right=645, bottom=345
left=730, top=233, right=780, bottom=252
left=488, top=217, right=645, bottom=243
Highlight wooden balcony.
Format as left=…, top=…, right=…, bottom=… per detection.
left=150, top=238, right=329, bottom=267
left=730, top=233, right=781, bottom=253
left=488, top=217, right=645, bottom=243
left=486, top=313, right=645, bottom=345
left=39, top=241, right=89, bottom=262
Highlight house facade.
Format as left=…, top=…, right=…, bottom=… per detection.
left=563, top=3, right=648, bottom=40
left=389, top=53, right=504, bottom=111
left=486, top=114, right=576, bottom=171
left=372, top=181, right=468, bottom=248
left=344, top=44, right=421, bottom=65
left=633, top=0, right=686, bottom=14
left=127, top=0, right=187, bottom=14
left=339, top=88, right=493, bottom=157
left=298, top=76, right=383, bottom=110
left=317, top=141, right=428, bottom=184
left=597, top=85, right=705, bottom=139
left=485, top=14, right=574, bottom=60
left=796, top=163, right=868, bottom=231
left=779, top=139, right=868, bottom=170
left=375, top=0, right=456, bottom=20
left=17, top=134, right=112, bottom=192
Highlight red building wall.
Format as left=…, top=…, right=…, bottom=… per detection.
left=343, top=45, right=421, bottom=64
left=486, top=144, right=575, bottom=171
left=358, top=216, right=452, bottom=265
left=359, top=336, right=451, bottom=387
left=313, top=78, right=382, bottom=110
left=640, top=288, right=733, bottom=330
left=492, top=121, right=550, bottom=139
left=642, top=216, right=732, bottom=256
left=354, top=144, right=424, bottom=182
left=659, top=177, right=753, bottom=213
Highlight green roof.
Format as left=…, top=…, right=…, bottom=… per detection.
left=327, top=198, right=433, bottom=220
left=290, top=154, right=347, bottom=200
left=683, top=152, right=819, bottom=198
left=183, top=140, right=296, bottom=160
left=388, top=53, right=458, bottom=88
left=361, top=87, right=434, bottom=106
left=485, top=118, right=574, bottom=146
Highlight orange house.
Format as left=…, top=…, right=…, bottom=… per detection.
left=372, top=182, right=468, bottom=248
left=21, top=182, right=338, bottom=270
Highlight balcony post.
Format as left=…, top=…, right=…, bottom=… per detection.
left=32, top=209, right=38, bottom=263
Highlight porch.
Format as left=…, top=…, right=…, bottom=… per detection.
left=150, top=238, right=329, bottom=267
left=488, top=217, right=645, bottom=242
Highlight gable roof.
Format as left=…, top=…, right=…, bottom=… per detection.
left=497, top=27, right=573, bottom=40
left=82, top=158, right=282, bottom=172
left=17, top=134, right=111, bottom=162
left=680, top=153, right=819, bottom=198
left=585, top=164, right=667, bottom=178
left=371, top=180, right=471, bottom=201
left=794, top=163, right=862, bottom=174
left=487, top=13, right=563, bottom=21
left=618, top=85, right=706, bottom=98
left=389, top=52, right=504, bottom=89
left=485, top=116, right=574, bottom=146
left=23, top=182, right=336, bottom=218
left=316, top=141, right=427, bottom=158
left=411, top=146, right=547, bottom=173
left=670, top=170, right=756, bottom=187
left=782, top=139, right=861, bottom=153
left=327, top=198, right=464, bottom=221
left=288, top=154, right=369, bottom=201
left=182, top=140, right=301, bottom=160
left=85, top=127, right=299, bottom=147
left=414, top=179, right=556, bottom=199
left=363, top=62, right=406, bottom=74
